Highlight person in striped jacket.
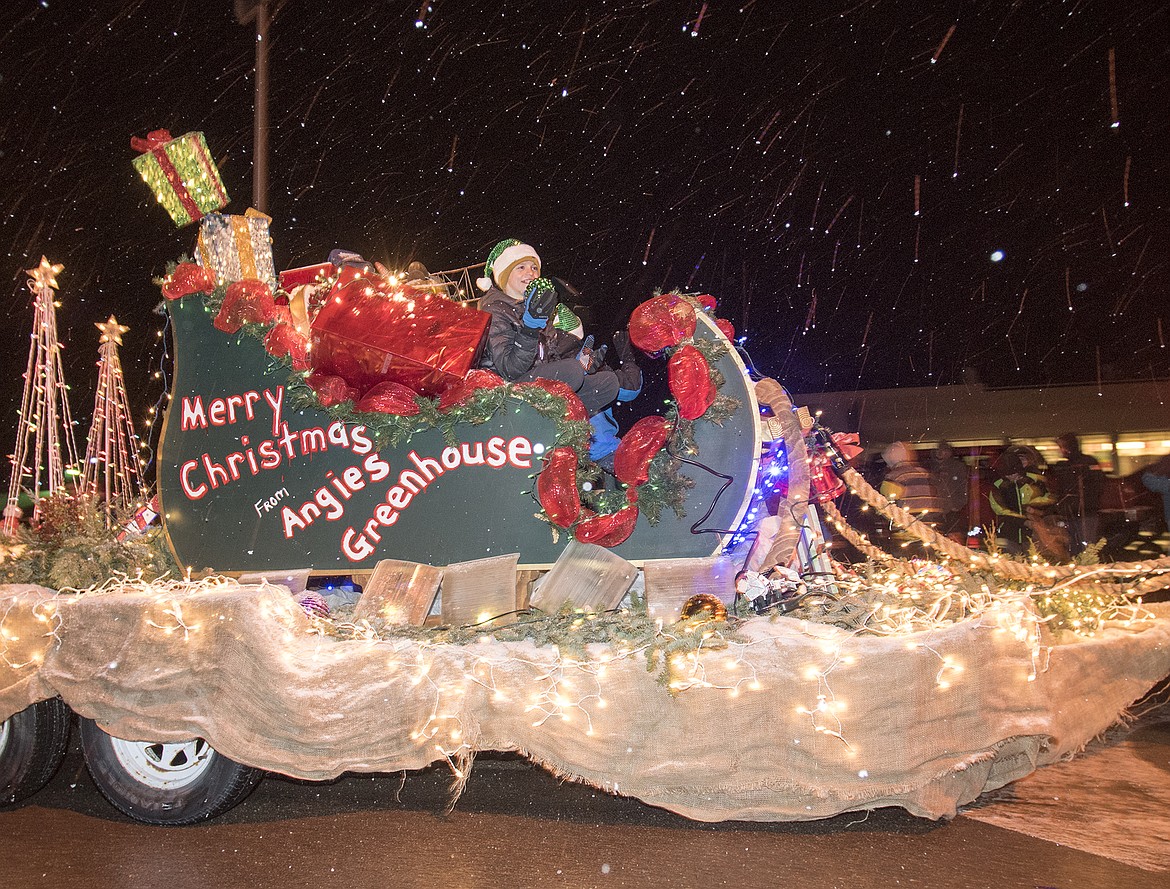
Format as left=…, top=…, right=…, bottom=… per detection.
left=880, top=441, right=943, bottom=556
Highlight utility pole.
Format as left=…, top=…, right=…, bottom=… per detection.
left=235, top=0, right=273, bottom=214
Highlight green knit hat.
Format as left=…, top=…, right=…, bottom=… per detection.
left=477, top=238, right=541, bottom=292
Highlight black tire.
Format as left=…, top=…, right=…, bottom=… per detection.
left=79, top=718, right=262, bottom=825
left=0, top=697, right=72, bottom=806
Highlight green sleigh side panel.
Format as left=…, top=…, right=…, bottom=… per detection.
left=156, top=297, right=760, bottom=572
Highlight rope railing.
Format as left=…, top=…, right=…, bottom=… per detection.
left=829, top=463, right=1170, bottom=596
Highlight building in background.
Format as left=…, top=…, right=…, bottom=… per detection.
left=795, top=379, right=1170, bottom=545
left=794, top=379, right=1170, bottom=476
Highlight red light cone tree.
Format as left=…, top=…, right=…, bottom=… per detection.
left=80, top=316, right=145, bottom=523
left=4, top=258, right=82, bottom=533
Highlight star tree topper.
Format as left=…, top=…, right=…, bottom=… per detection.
left=96, top=316, right=130, bottom=345
left=26, top=256, right=64, bottom=290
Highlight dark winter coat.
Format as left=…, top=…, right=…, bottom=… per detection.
left=478, top=286, right=581, bottom=381
left=929, top=456, right=970, bottom=513
left=1047, top=453, right=1104, bottom=518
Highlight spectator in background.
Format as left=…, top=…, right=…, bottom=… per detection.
left=990, top=452, right=1054, bottom=554
left=1047, top=432, right=1105, bottom=554
left=929, top=442, right=970, bottom=541
left=880, top=442, right=942, bottom=556
left=1004, top=443, right=1046, bottom=476
left=1141, top=455, right=1170, bottom=550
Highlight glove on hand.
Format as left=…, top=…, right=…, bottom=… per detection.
left=577, top=335, right=608, bottom=373
left=613, top=330, right=638, bottom=366
left=612, top=330, right=642, bottom=399
left=522, top=277, right=558, bottom=329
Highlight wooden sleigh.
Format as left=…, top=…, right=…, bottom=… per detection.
left=155, top=293, right=763, bottom=578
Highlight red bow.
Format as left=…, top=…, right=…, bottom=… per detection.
left=831, top=432, right=864, bottom=462
left=131, top=129, right=174, bottom=153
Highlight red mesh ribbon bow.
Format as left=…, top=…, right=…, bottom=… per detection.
left=306, top=373, right=358, bottom=408
left=161, top=262, right=215, bottom=300
left=214, top=279, right=279, bottom=332
left=264, top=322, right=310, bottom=371
left=628, top=293, right=697, bottom=354
left=573, top=490, right=639, bottom=547
left=438, top=369, right=508, bottom=411
left=356, top=381, right=422, bottom=416
left=536, top=447, right=581, bottom=528
left=516, top=377, right=587, bottom=422
left=830, top=432, right=864, bottom=462
left=667, top=345, right=716, bottom=420
left=613, top=416, right=671, bottom=486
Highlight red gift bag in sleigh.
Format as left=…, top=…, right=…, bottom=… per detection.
left=309, top=275, right=490, bottom=398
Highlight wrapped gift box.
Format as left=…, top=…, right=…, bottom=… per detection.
left=132, top=130, right=229, bottom=227
left=279, top=262, right=337, bottom=291
left=197, top=208, right=277, bottom=287
left=310, top=277, right=490, bottom=397
left=115, top=495, right=161, bottom=542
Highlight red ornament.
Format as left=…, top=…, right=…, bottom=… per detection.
left=264, top=322, right=310, bottom=371
left=667, top=345, right=716, bottom=420
left=809, top=451, right=846, bottom=502
left=536, top=447, right=581, bottom=528
left=516, top=377, right=587, bottom=421
left=161, top=262, right=215, bottom=300
left=573, top=501, right=639, bottom=547
left=628, top=293, right=697, bottom=354
left=613, top=416, right=671, bottom=486
left=438, top=369, right=508, bottom=411
left=295, top=591, right=331, bottom=620
left=715, top=318, right=736, bottom=341
left=695, top=294, right=718, bottom=312
left=355, top=381, right=421, bottom=416
left=306, top=373, right=358, bottom=407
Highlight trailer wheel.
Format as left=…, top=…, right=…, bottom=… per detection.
left=79, top=718, right=262, bottom=825
left=1, top=697, right=72, bottom=806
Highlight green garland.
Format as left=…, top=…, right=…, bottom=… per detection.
left=0, top=495, right=180, bottom=590
left=329, top=601, right=741, bottom=691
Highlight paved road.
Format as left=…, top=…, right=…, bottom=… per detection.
left=2, top=691, right=1167, bottom=889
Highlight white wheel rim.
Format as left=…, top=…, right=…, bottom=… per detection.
left=109, top=737, right=215, bottom=790
left=0, top=718, right=9, bottom=757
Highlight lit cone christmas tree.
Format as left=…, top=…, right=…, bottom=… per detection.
left=80, top=316, right=145, bottom=523
left=4, top=258, right=82, bottom=533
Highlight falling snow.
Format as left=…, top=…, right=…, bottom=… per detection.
left=0, top=0, right=1167, bottom=431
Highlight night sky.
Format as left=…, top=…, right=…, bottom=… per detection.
left=1, top=1, right=1168, bottom=446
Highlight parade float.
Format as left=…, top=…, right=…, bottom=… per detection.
left=2, top=130, right=1169, bottom=826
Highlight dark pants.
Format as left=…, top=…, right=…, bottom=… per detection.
left=1142, top=472, right=1170, bottom=533
left=1063, top=512, right=1100, bottom=553
left=517, top=359, right=619, bottom=416
left=939, top=509, right=968, bottom=538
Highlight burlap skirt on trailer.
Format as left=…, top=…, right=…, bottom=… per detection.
left=2, top=582, right=1168, bottom=821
